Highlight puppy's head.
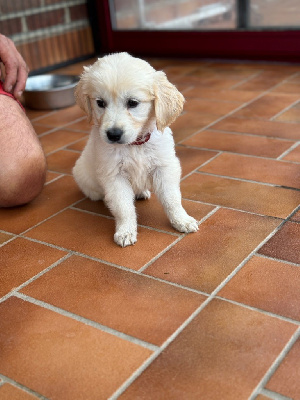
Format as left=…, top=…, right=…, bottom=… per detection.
left=75, top=52, right=184, bottom=144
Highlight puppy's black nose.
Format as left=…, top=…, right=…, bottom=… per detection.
left=106, top=127, right=123, bottom=142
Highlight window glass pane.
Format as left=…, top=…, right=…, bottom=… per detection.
left=111, top=0, right=237, bottom=30
left=250, top=0, right=300, bottom=27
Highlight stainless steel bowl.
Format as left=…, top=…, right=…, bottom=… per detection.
left=23, top=74, right=79, bottom=110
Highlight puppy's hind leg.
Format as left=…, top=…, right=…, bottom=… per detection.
left=135, top=190, right=151, bottom=200
left=153, top=165, right=198, bottom=233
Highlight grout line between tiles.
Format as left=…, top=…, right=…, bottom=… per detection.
left=176, top=84, right=287, bottom=146
left=138, top=206, right=220, bottom=273
left=270, top=98, right=300, bottom=121
left=257, top=253, right=300, bottom=268
left=179, top=143, right=300, bottom=163
left=109, top=215, right=288, bottom=399
left=259, top=388, right=293, bottom=400
left=13, top=292, right=159, bottom=352
left=44, top=174, right=65, bottom=186
left=198, top=127, right=299, bottom=142
left=3, top=232, right=210, bottom=298
left=193, top=149, right=300, bottom=164
left=18, top=197, right=88, bottom=236
left=214, top=296, right=300, bottom=326
left=228, top=71, right=263, bottom=90
left=249, top=327, right=300, bottom=400
left=0, top=254, right=72, bottom=304
left=0, top=374, right=49, bottom=400
left=69, top=206, right=182, bottom=237
left=276, top=141, right=300, bottom=160
left=194, top=170, right=300, bottom=191
left=30, top=110, right=57, bottom=123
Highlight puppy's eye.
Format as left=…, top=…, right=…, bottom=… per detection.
left=96, top=99, right=106, bottom=108
left=127, top=99, right=139, bottom=109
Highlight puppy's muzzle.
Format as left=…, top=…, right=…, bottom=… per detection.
left=106, top=127, right=123, bottom=143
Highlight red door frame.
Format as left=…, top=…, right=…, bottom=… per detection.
left=93, top=0, right=300, bottom=62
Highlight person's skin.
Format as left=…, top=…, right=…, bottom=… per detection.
left=0, top=34, right=46, bottom=207
left=0, top=34, right=28, bottom=98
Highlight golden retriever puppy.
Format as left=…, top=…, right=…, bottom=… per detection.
left=73, top=52, right=198, bottom=247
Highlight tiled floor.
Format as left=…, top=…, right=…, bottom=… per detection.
left=0, top=58, right=299, bottom=400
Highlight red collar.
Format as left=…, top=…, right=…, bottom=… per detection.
left=130, top=132, right=151, bottom=146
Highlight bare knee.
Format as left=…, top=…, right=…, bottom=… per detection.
left=0, top=151, right=46, bottom=207
left=0, top=96, right=47, bottom=207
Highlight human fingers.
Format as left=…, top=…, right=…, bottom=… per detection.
left=0, top=34, right=28, bottom=95
left=13, top=57, right=29, bottom=98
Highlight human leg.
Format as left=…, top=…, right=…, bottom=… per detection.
left=0, top=94, right=46, bottom=207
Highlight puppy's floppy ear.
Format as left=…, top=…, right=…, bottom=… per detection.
left=75, top=66, right=92, bottom=122
left=154, top=71, right=185, bottom=132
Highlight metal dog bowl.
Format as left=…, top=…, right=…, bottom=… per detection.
left=23, top=74, right=79, bottom=110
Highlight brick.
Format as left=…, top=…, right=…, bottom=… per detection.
left=0, top=17, right=22, bottom=36
left=69, top=4, right=88, bottom=21
left=0, top=0, right=40, bottom=13
left=26, top=9, right=65, bottom=30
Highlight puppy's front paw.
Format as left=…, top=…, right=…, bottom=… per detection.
left=114, top=229, right=137, bottom=247
left=172, top=215, right=199, bottom=233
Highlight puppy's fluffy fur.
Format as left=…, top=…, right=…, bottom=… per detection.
left=73, top=52, right=198, bottom=247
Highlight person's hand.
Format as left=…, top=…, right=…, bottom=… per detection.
left=0, top=34, right=29, bottom=99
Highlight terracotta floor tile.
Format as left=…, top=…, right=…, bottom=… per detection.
left=46, top=149, right=80, bottom=174
left=74, top=195, right=214, bottom=233
left=0, top=232, right=13, bottom=244
left=291, top=210, right=300, bottom=222
left=200, top=153, right=300, bottom=189
left=25, top=209, right=177, bottom=270
left=282, top=144, right=300, bottom=162
left=39, top=130, right=87, bottom=155
left=272, top=81, right=300, bottom=94
left=33, top=106, right=85, bottom=127
left=0, top=176, right=84, bottom=234
left=184, top=98, right=239, bottom=115
left=171, top=112, right=220, bottom=142
left=187, top=66, right=259, bottom=80
left=255, top=395, right=272, bottom=400
left=45, top=171, right=62, bottom=183
left=219, top=256, right=300, bottom=321
left=181, top=173, right=300, bottom=219
left=184, top=87, right=260, bottom=102
left=176, top=146, right=218, bottom=177
left=266, top=339, right=300, bottom=400
left=22, top=255, right=206, bottom=345
left=175, top=75, right=238, bottom=90
left=32, top=123, right=52, bottom=135
left=26, top=109, right=53, bottom=121
left=0, top=237, right=66, bottom=298
left=232, top=93, right=300, bottom=120
left=210, top=116, right=300, bottom=140
left=235, top=70, right=295, bottom=92
left=0, top=384, right=39, bottom=400
left=0, top=298, right=152, bottom=400
left=275, top=102, right=300, bottom=123
left=120, top=299, right=297, bottom=400
left=67, top=137, right=88, bottom=151
left=181, top=130, right=293, bottom=158
left=258, top=222, right=300, bottom=264
left=144, top=208, right=279, bottom=293
left=64, top=117, right=91, bottom=132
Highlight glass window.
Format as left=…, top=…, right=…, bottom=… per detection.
left=250, top=0, right=300, bottom=28
left=110, top=0, right=237, bottom=30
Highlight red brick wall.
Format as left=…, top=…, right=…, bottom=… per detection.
left=0, top=0, right=95, bottom=72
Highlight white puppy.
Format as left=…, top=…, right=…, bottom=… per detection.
left=73, top=52, right=198, bottom=247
